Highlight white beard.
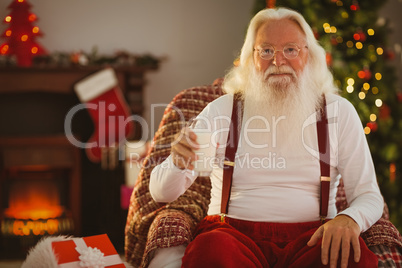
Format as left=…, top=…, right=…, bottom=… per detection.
left=240, top=64, right=322, bottom=154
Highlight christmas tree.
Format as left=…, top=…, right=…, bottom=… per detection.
left=253, top=0, right=402, bottom=232
left=0, top=0, right=46, bottom=66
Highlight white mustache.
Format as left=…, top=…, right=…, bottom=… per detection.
left=264, top=66, right=297, bottom=79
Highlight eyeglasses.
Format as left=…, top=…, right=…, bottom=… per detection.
left=254, top=43, right=308, bottom=60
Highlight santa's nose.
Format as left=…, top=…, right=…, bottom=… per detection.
left=273, top=51, right=286, bottom=66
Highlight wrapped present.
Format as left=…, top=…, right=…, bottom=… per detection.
left=51, top=234, right=125, bottom=267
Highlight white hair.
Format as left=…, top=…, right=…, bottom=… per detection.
left=223, top=7, right=338, bottom=96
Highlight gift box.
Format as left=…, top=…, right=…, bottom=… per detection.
left=52, top=234, right=125, bottom=267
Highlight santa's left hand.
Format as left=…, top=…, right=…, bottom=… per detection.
left=307, top=214, right=361, bottom=268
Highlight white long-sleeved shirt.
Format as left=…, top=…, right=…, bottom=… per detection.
left=149, top=93, right=384, bottom=232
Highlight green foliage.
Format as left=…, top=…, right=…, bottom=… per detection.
left=254, top=0, right=402, bottom=232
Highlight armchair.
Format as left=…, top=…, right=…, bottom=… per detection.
left=125, top=83, right=402, bottom=267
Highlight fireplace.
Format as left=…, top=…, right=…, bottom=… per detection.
left=3, top=169, right=71, bottom=235
left=0, top=136, right=81, bottom=258
left=0, top=66, right=156, bottom=257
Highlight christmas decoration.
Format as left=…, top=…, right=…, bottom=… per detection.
left=74, top=68, right=135, bottom=168
left=357, top=67, right=372, bottom=81
left=51, top=234, right=125, bottom=267
left=0, top=0, right=46, bottom=67
left=0, top=47, right=162, bottom=69
left=379, top=103, right=391, bottom=120
left=366, top=121, right=378, bottom=132
left=21, top=234, right=124, bottom=267
left=397, top=92, right=402, bottom=103
left=253, top=0, right=402, bottom=232
left=266, top=0, right=276, bottom=8
left=326, top=52, right=333, bottom=66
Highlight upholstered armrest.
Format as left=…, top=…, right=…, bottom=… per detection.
left=141, top=208, right=201, bottom=266
left=362, top=218, right=402, bottom=248
left=363, top=218, right=402, bottom=267
left=338, top=178, right=402, bottom=266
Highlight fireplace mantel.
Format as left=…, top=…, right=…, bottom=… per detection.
left=0, top=65, right=157, bottom=114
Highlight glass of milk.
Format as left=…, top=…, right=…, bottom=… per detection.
left=187, top=117, right=216, bottom=177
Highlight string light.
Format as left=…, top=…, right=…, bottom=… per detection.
left=375, top=99, right=383, bottom=107
left=0, top=45, right=9, bottom=54
left=376, top=47, right=384, bottom=55
left=323, top=23, right=337, bottom=33
left=375, top=73, right=382, bottom=80
left=357, top=70, right=366, bottom=79
left=367, top=29, right=375, bottom=36
left=32, top=26, right=39, bottom=34
left=341, top=11, right=349, bottom=18
left=28, top=14, right=37, bottom=22
left=5, top=16, right=12, bottom=23
left=370, top=114, right=377, bottom=121
left=346, top=41, right=354, bottom=48
left=364, top=126, right=371, bottom=134
left=347, top=78, right=355, bottom=93
left=359, top=92, right=366, bottom=99
left=31, top=46, right=38, bottom=54
left=21, top=35, right=28, bottom=42
left=323, top=23, right=331, bottom=33
left=356, top=42, right=363, bottom=49
left=363, top=83, right=370, bottom=91
left=353, top=33, right=361, bottom=40
left=372, top=87, right=379, bottom=94
left=5, top=30, right=12, bottom=37
left=390, top=163, right=396, bottom=183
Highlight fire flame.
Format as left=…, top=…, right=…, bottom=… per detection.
left=4, top=179, right=64, bottom=220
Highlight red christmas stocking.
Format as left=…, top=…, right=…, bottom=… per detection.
left=74, top=68, right=134, bottom=164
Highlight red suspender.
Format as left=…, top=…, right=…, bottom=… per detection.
left=220, top=93, right=243, bottom=222
left=317, top=96, right=330, bottom=222
left=220, top=94, right=330, bottom=223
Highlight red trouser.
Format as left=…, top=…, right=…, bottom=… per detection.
left=181, top=215, right=378, bottom=268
